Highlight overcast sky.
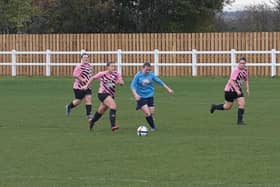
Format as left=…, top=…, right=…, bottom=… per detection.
left=224, top=0, right=275, bottom=11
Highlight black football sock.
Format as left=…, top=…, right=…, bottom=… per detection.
left=146, top=115, right=156, bottom=129
left=85, top=105, right=92, bottom=116
left=237, top=108, right=245, bottom=123
left=215, top=104, right=224, bottom=110
left=92, top=112, right=102, bottom=123
left=91, top=112, right=102, bottom=124
left=68, top=102, right=76, bottom=109
left=109, top=109, right=116, bottom=127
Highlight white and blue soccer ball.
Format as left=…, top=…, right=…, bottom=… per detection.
left=137, top=125, right=149, bottom=136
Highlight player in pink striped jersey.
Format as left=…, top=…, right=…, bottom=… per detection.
left=210, top=57, right=250, bottom=125
left=65, top=53, right=94, bottom=120
left=83, top=62, right=124, bottom=131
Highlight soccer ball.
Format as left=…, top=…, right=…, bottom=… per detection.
left=137, top=125, right=149, bottom=136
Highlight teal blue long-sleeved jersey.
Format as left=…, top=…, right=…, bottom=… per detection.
left=130, top=71, right=165, bottom=98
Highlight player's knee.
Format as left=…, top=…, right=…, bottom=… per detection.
left=238, top=103, right=245, bottom=108
left=85, top=97, right=91, bottom=104
left=223, top=104, right=232, bottom=110
left=237, top=101, right=245, bottom=108
left=73, top=99, right=81, bottom=105
left=98, top=108, right=105, bottom=114
left=143, top=111, right=151, bottom=117
left=110, top=103, right=117, bottom=110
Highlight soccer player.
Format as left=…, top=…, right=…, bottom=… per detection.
left=210, top=57, right=250, bottom=125
left=65, top=53, right=93, bottom=120
left=130, top=62, right=174, bottom=131
left=83, top=62, right=124, bottom=131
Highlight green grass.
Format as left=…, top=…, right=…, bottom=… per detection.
left=0, top=76, right=280, bottom=187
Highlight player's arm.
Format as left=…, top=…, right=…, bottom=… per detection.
left=245, top=80, right=250, bottom=96
left=229, top=69, right=241, bottom=95
left=229, top=79, right=241, bottom=95
left=152, top=74, right=174, bottom=95
left=163, top=84, right=174, bottom=95
left=245, top=70, right=250, bottom=96
left=82, top=72, right=100, bottom=89
left=131, top=89, right=140, bottom=101
left=73, top=65, right=85, bottom=82
left=116, top=73, right=124, bottom=86
left=130, top=74, right=140, bottom=101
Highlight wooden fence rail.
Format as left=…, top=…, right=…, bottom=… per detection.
left=0, top=33, right=280, bottom=76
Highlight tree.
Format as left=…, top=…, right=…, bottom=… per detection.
left=215, top=3, right=279, bottom=32
left=0, top=0, right=34, bottom=33
left=114, top=0, right=233, bottom=32
left=272, top=0, right=280, bottom=30
left=0, top=0, right=234, bottom=33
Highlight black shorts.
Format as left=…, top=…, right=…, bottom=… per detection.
left=73, top=89, right=92, bottom=100
left=224, top=91, right=244, bottom=102
left=136, top=97, right=154, bottom=110
left=98, top=93, right=114, bottom=103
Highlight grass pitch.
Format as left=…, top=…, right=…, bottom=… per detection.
left=0, top=77, right=279, bottom=187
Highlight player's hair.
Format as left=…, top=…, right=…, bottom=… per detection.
left=106, top=61, right=115, bottom=66
left=143, top=62, right=151, bottom=68
left=80, top=53, right=89, bottom=59
left=239, top=57, right=246, bottom=62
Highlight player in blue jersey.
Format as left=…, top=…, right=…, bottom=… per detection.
left=130, top=62, right=174, bottom=131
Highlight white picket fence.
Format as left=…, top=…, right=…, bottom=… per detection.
left=0, top=49, right=279, bottom=76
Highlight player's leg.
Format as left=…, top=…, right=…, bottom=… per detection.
left=223, top=101, right=233, bottom=110
left=149, top=106, right=155, bottom=116
left=236, top=97, right=245, bottom=124
left=147, top=97, right=156, bottom=131
left=66, top=89, right=83, bottom=116
left=84, top=94, right=93, bottom=120
left=72, top=99, right=82, bottom=106
left=103, top=96, right=119, bottom=131
left=141, top=104, right=156, bottom=131
left=211, top=101, right=233, bottom=113
left=210, top=92, right=234, bottom=113
left=89, top=103, right=108, bottom=130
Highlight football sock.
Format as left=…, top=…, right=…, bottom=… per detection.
left=68, top=102, right=75, bottom=108
left=109, top=109, right=116, bottom=127
left=237, top=108, right=245, bottom=123
left=92, top=112, right=102, bottom=123
left=215, top=104, right=224, bottom=110
left=146, top=115, right=156, bottom=129
left=85, top=104, right=92, bottom=116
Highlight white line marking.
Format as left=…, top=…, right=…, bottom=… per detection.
left=3, top=175, right=149, bottom=183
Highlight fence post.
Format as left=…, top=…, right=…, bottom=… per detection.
left=192, top=49, right=197, bottom=76
left=154, top=49, right=159, bottom=76
left=11, top=50, right=16, bottom=76
left=271, top=49, right=276, bottom=77
left=231, top=49, right=236, bottom=71
left=46, top=49, right=51, bottom=76
left=81, top=49, right=86, bottom=54
left=117, top=49, right=122, bottom=74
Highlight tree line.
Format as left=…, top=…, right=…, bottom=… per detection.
left=216, top=0, right=280, bottom=32
left=1, top=0, right=280, bottom=34
left=0, top=0, right=231, bottom=33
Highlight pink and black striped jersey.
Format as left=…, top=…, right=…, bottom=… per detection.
left=224, top=67, right=248, bottom=92
left=93, top=71, right=123, bottom=96
left=73, top=63, right=93, bottom=89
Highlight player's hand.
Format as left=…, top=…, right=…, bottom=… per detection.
left=81, top=85, right=88, bottom=90
left=246, top=89, right=250, bottom=96
left=117, top=80, right=124, bottom=85
left=167, top=88, right=174, bottom=95
left=236, top=90, right=241, bottom=96
left=134, top=94, right=140, bottom=101
left=80, top=78, right=87, bottom=83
